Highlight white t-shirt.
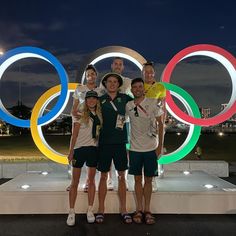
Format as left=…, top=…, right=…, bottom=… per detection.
left=74, top=118, right=97, bottom=149
left=120, top=76, right=131, bottom=95
left=73, top=85, right=104, bottom=103
left=99, top=75, right=131, bottom=95
left=126, top=98, right=164, bottom=152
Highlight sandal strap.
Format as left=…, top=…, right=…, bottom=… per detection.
left=134, top=210, right=143, bottom=215
left=144, top=212, right=155, bottom=224
left=121, top=213, right=132, bottom=224
left=133, top=211, right=143, bottom=223
left=133, top=211, right=143, bottom=217
left=96, top=214, right=104, bottom=219
left=122, top=213, right=132, bottom=219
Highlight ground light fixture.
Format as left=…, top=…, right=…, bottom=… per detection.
left=204, top=184, right=217, bottom=189
left=21, top=184, right=30, bottom=189
left=183, top=170, right=191, bottom=175
left=41, top=171, right=48, bottom=176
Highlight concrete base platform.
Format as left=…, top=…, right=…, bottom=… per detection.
left=0, top=169, right=236, bottom=214
left=164, top=160, right=229, bottom=177
left=0, top=160, right=229, bottom=178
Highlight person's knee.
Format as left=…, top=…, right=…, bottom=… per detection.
left=87, top=178, right=95, bottom=186
left=70, top=181, right=79, bottom=189
left=144, top=176, right=152, bottom=184
left=100, top=172, right=108, bottom=182
left=134, top=176, right=142, bottom=185
left=117, top=172, right=126, bottom=182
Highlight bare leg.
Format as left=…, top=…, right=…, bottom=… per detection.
left=143, top=176, right=153, bottom=212
left=69, top=167, right=81, bottom=208
left=117, top=171, right=127, bottom=213
left=134, top=175, right=143, bottom=211
left=98, top=172, right=108, bottom=213
left=87, top=167, right=96, bottom=206
left=83, top=167, right=89, bottom=192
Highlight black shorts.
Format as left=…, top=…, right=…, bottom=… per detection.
left=72, top=146, right=98, bottom=168
left=97, top=144, right=128, bottom=172
left=128, top=150, right=158, bottom=177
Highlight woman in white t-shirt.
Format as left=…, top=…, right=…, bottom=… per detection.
left=66, top=91, right=103, bottom=226
left=68, top=64, right=104, bottom=192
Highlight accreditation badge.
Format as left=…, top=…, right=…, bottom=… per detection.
left=115, top=114, right=125, bottom=130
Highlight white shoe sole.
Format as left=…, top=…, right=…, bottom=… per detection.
left=66, top=213, right=75, bottom=226
left=87, top=212, right=95, bottom=223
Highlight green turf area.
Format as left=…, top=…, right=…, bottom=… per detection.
left=164, top=133, right=236, bottom=161
left=0, top=133, right=235, bottom=162
left=0, top=135, right=70, bottom=162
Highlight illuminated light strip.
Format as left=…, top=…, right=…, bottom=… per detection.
left=158, top=82, right=201, bottom=164
left=81, top=52, right=144, bottom=84
left=162, top=44, right=236, bottom=126
left=0, top=47, right=69, bottom=128
left=30, top=83, right=78, bottom=164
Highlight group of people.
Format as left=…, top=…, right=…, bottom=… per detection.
left=66, top=57, right=166, bottom=226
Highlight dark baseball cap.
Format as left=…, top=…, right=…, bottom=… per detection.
left=85, top=90, right=98, bottom=99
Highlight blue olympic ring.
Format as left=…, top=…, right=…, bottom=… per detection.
left=0, top=47, right=68, bottom=128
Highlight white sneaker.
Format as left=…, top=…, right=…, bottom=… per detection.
left=82, top=183, right=88, bottom=192
left=107, top=179, right=114, bottom=191
left=87, top=211, right=95, bottom=223
left=152, top=177, right=158, bottom=192
left=158, top=171, right=164, bottom=179
left=66, top=212, right=75, bottom=226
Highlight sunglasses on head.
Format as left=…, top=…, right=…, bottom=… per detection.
left=143, top=61, right=154, bottom=67
left=134, top=106, right=139, bottom=117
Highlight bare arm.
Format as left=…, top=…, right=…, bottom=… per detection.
left=71, top=98, right=80, bottom=118
left=156, top=115, right=164, bottom=157
left=68, top=122, right=81, bottom=162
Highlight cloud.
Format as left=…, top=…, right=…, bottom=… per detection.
left=154, top=61, right=233, bottom=115
left=57, top=51, right=87, bottom=65
left=23, top=20, right=66, bottom=32
left=0, top=22, right=42, bottom=49
left=22, top=23, right=45, bottom=31
left=48, top=21, right=66, bottom=31
left=166, top=62, right=232, bottom=88
left=0, top=19, right=67, bottom=51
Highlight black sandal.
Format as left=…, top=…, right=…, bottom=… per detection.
left=95, top=213, right=104, bottom=224
left=144, top=212, right=155, bottom=225
left=132, top=211, right=143, bottom=224
left=121, top=213, right=132, bottom=224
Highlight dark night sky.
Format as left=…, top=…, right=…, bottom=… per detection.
left=0, top=0, right=235, bottom=61
left=0, top=0, right=235, bottom=115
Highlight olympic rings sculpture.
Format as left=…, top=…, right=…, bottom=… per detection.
left=0, top=45, right=235, bottom=165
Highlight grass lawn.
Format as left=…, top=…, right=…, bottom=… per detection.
left=0, top=133, right=236, bottom=162
left=0, top=135, right=70, bottom=162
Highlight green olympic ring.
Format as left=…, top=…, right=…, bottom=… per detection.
left=158, top=82, right=202, bottom=164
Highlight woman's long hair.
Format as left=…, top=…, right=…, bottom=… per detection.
left=80, top=99, right=103, bottom=127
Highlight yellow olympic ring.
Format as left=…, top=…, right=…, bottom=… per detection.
left=30, top=83, right=79, bottom=164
